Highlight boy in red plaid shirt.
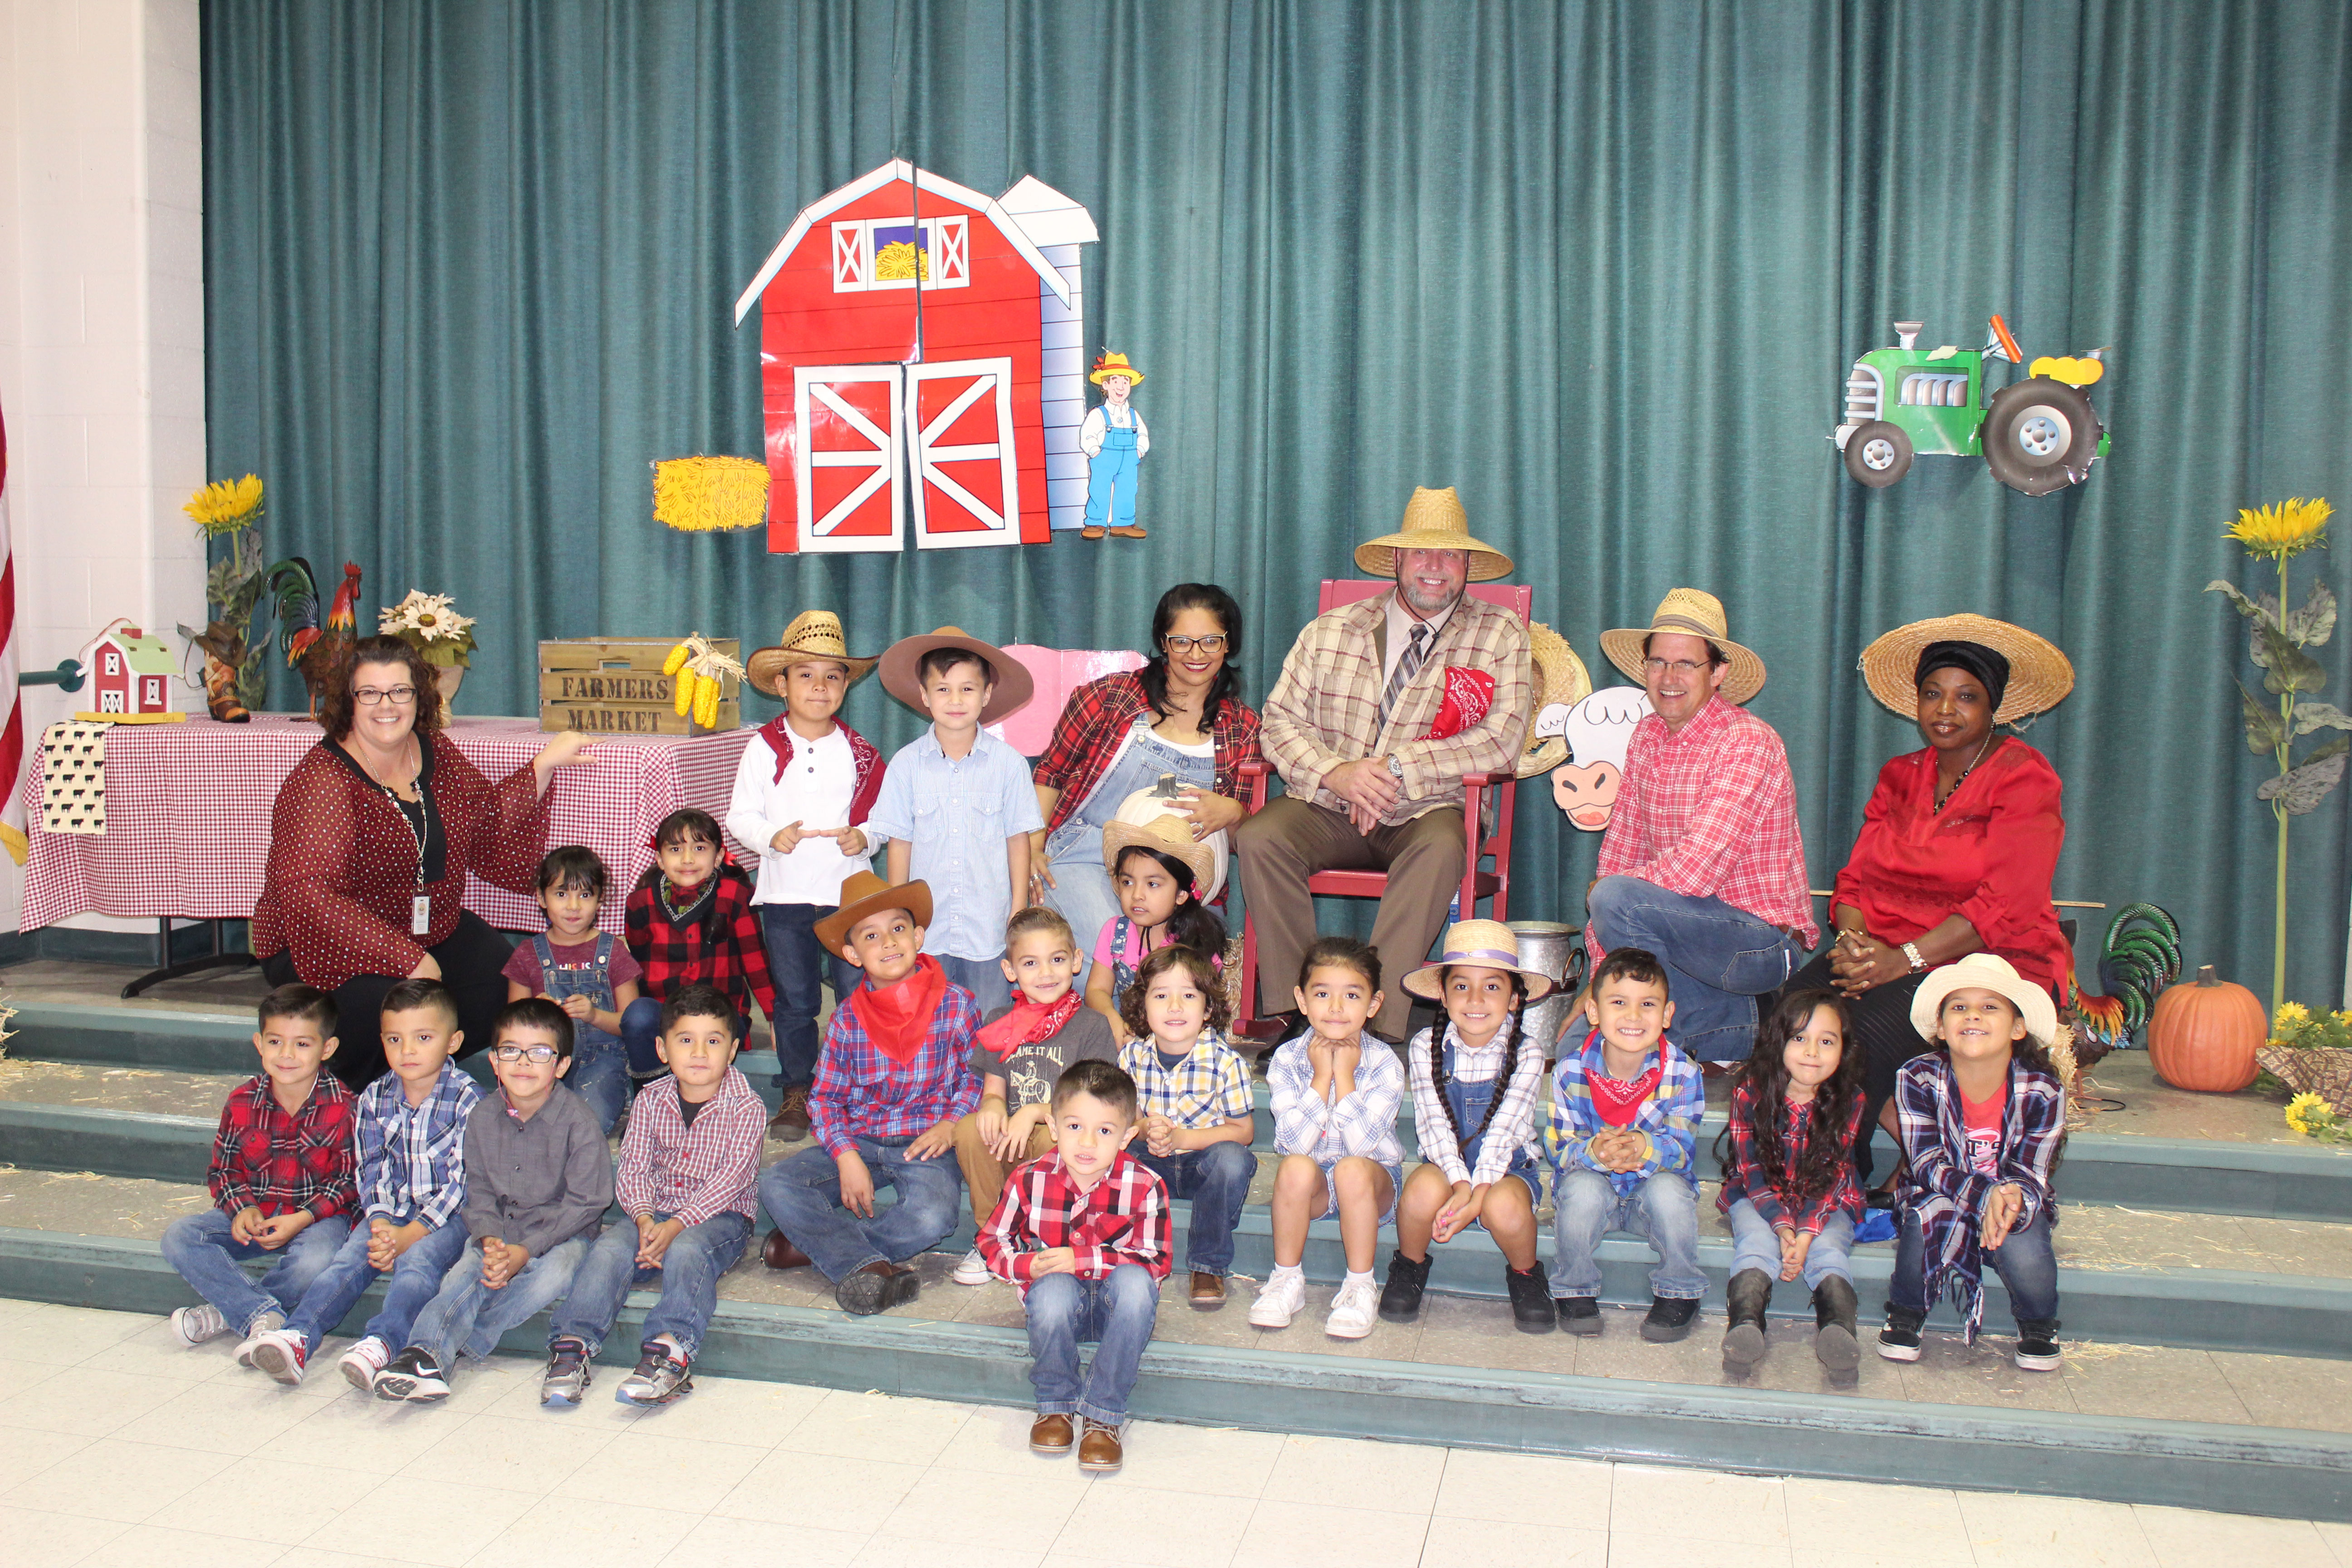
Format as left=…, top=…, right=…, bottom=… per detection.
left=622, top=808, right=778, bottom=1077
left=979, top=1058, right=1171, bottom=1475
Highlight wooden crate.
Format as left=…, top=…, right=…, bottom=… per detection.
left=538, top=637, right=741, bottom=735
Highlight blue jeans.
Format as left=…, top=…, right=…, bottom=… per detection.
left=621, top=996, right=750, bottom=1080
left=1890, top=1209, right=2060, bottom=1323
left=160, top=1209, right=352, bottom=1335
left=1583, top=876, right=1803, bottom=1061
left=758, top=1137, right=965, bottom=1282
left=936, top=953, right=1013, bottom=1016
left=549, top=1210, right=752, bottom=1360
left=1040, top=823, right=1118, bottom=981
left=407, top=1232, right=595, bottom=1364
left=759, top=903, right=858, bottom=1088
left=1548, top=1167, right=1706, bottom=1301
left=1027, top=1264, right=1160, bottom=1426
left=283, top=1213, right=471, bottom=1350
left=1131, top=1143, right=1259, bottom=1277
left=568, top=1039, right=631, bottom=1135
left=1726, top=1197, right=1855, bottom=1289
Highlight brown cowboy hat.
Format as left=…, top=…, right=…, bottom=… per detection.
left=1599, top=588, right=1768, bottom=706
left=1353, top=486, right=1514, bottom=583
left=813, top=871, right=934, bottom=955
left=877, top=627, right=1035, bottom=724
left=744, top=610, right=877, bottom=699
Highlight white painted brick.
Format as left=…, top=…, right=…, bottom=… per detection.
left=149, top=343, right=204, bottom=419
left=145, top=0, right=202, bottom=80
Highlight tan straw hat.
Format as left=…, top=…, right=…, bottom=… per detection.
left=813, top=871, right=934, bottom=955
left=877, top=627, right=1035, bottom=724
left=1354, top=486, right=1514, bottom=583
left=1089, top=350, right=1144, bottom=387
left=1600, top=588, right=1767, bottom=706
left=1859, top=612, right=2075, bottom=726
left=1516, top=621, right=1596, bottom=778
left=1907, top=951, right=2058, bottom=1049
left=1101, top=807, right=1223, bottom=905
left=745, top=611, right=877, bottom=698
left=1401, top=920, right=1559, bottom=1002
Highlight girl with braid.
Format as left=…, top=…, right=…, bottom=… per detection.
left=1377, top=923, right=1558, bottom=1333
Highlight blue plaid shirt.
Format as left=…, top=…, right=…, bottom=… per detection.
left=353, top=1061, right=481, bottom=1230
left=1544, top=1029, right=1704, bottom=1197
left=865, top=728, right=1045, bottom=961
left=809, top=959, right=984, bottom=1157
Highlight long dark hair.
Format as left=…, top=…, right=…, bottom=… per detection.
left=1715, top=989, right=1864, bottom=1206
left=1137, top=583, right=1243, bottom=731
left=1426, top=966, right=1529, bottom=1160
left=1111, top=844, right=1226, bottom=956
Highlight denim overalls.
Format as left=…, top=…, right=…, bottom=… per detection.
left=1082, top=409, right=1142, bottom=531
left=535, top=934, right=628, bottom=1135
left=1441, top=1038, right=1541, bottom=1197
left=1042, top=718, right=1214, bottom=973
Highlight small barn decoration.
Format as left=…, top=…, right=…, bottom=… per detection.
left=81, top=623, right=179, bottom=721
left=734, top=162, right=1099, bottom=554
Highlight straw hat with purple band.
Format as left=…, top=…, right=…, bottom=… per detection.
left=1858, top=612, right=2074, bottom=727
left=1906, top=951, right=2058, bottom=1049
left=1400, top=919, right=1559, bottom=1002
left=745, top=610, right=877, bottom=699
left=1599, top=587, right=1768, bottom=706
left=1354, top=486, right=1514, bottom=583
left=1101, top=805, right=1224, bottom=904
left=813, top=870, right=934, bottom=955
left=877, top=626, right=1035, bottom=725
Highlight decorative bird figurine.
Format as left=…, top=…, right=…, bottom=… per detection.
left=262, top=558, right=363, bottom=720
left=2066, top=903, right=2182, bottom=1069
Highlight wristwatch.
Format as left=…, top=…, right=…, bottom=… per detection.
left=1384, top=755, right=1406, bottom=784
left=1901, top=941, right=1927, bottom=973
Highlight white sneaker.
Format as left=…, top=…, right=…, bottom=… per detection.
left=952, top=1247, right=992, bottom=1286
left=233, top=1311, right=285, bottom=1368
left=170, top=1304, right=229, bottom=1347
left=1249, top=1271, right=1307, bottom=1329
left=1324, top=1277, right=1380, bottom=1340
left=339, top=1336, right=392, bottom=1392
left=248, top=1328, right=308, bottom=1386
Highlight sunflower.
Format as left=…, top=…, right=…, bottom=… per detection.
left=2284, top=1092, right=2331, bottom=1137
left=184, top=474, right=265, bottom=538
left=2225, top=497, right=2332, bottom=562
left=2275, top=1001, right=2312, bottom=1029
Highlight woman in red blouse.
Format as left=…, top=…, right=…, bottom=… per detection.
left=255, top=636, right=589, bottom=1089
left=1778, top=615, right=2076, bottom=1185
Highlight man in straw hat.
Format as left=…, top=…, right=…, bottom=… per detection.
left=1237, top=486, right=1532, bottom=1043
left=1077, top=351, right=1149, bottom=539
left=1584, top=589, right=1814, bottom=1061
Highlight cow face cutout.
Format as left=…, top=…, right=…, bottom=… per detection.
left=1553, top=760, right=1622, bottom=832
left=1552, top=687, right=1652, bottom=833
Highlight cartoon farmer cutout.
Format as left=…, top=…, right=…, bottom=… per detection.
left=1079, top=350, right=1149, bottom=540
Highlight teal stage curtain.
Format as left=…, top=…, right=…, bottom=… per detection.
left=201, top=1, right=2352, bottom=1005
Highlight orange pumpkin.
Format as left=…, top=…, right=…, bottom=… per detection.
left=2146, top=965, right=2266, bottom=1093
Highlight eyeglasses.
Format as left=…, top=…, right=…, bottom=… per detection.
left=1641, top=658, right=1712, bottom=679
left=492, top=1044, right=562, bottom=1064
left=353, top=686, right=418, bottom=706
left=1163, top=635, right=1228, bottom=656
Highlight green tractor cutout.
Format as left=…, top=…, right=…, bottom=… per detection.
left=1834, top=315, right=2111, bottom=496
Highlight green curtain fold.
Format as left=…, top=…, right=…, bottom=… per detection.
left=201, top=0, right=2352, bottom=1004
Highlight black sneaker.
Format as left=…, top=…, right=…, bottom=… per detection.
left=1505, top=1266, right=1555, bottom=1335
left=1640, top=1295, right=1700, bottom=1343
left=1877, top=1306, right=1926, bottom=1362
left=372, top=1346, right=450, bottom=1403
left=1555, top=1295, right=1603, bottom=1336
left=1377, top=1251, right=1430, bottom=1323
left=2013, top=1319, right=2062, bottom=1372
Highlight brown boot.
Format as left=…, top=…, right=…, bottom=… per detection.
left=1078, top=1419, right=1124, bottom=1473
left=769, top=1086, right=811, bottom=1138
left=763, top=1229, right=810, bottom=1271
left=1188, top=1271, right=1227, bottom=1310
left=1029, top=1412, right=1074, bottom=1455
left=1079, top=526, right=1106, bottom=539
left=1106, top=525, right=1147, bottom=539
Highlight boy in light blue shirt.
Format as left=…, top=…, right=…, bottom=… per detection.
left=868, top=628, right=1043, bottom=1015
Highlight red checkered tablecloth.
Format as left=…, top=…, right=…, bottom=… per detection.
left=19, top=715, right=761, bottom=935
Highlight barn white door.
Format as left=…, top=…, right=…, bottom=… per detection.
left=906, top=357, right=1019, bottom=550
left=794, top=365, right=905, bottom=554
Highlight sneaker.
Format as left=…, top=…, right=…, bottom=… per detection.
left=233, top=1311, right=286, bottom=1368
left=1640, top=1296, right=1700, bottom=1343
left=170, top=1304, right=229, bottom=1347
left=1877, top=1308, right=1926, bottom=1362
left=2013, top=1322, right=2063, bottom=1372
left=1324, top=1276, right=1380, bottom=1340
left=1555, top=1295, right=1603, bottom=1336
left=372, top=1346, right=451, bottom=1403
left=1377, top=1251, right=1430, bottom=1324
left=1248, top=1270, right=1307, bottom=1329
left=542, top=1334, right=593, bottom=1407
left=247, top=1327, right=308, bottom=1386
left=338, top=1337, right=392, bottom=1393
left=1505, top=1266, right=1557, bottom=1335
left=952, top=1247, right=992, bottom=1286
left=614, top=1339, right=693, bottom=1406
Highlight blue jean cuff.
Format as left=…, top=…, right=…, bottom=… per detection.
left=1076, top=1402, right=1128, bottom=1427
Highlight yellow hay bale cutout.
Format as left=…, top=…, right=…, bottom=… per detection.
left=873, top=240, right=930, bottom=282
left=653, top=456, right=768, bottom=533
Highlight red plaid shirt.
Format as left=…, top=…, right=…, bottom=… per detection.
left=808, top=964, right=983, bottom=1156
left=614, top=1065, right=766, bottom=1225
left=624, top=860, right=778, bottom=1021
left=1717, top=1081, right=1865, bottom=1235
left=1033, top=671, right=1262, bottom=833
left=1589, top=696, right=1817, bottom=963
left=978, top=1147, right=1172, bottom=1291
left=206, top=1073, right=358, bottom=1220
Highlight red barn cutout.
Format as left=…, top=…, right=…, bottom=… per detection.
left=734, top=162, right=1099, bottom=554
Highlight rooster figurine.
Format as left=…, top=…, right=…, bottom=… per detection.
left=262, top=557, right=363, bottom=720
left=2065, top=902, right=2183, bottom=1070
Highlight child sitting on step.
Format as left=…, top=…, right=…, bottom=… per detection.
left=1082, top=818, right=1225, bottom=1044
left=1716, top=989, right=1866, bottom=1375
left=622, top=808, right=777, bottom=1080
left=1877, top=953, right=2068, bottom=1372
left=1377, top=921, right=1554, bottom=1334
left=505, top=846, right=639, bottom=1134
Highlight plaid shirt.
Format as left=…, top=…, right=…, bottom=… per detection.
left=808, top=963, right=983, bottom=1156
left=206, top=1073, right=358, bottom=1220
left=1544, top=1030, right=1705, bottom=1197
left=615, top=1066, right=766, bottom=1225
left=1588, top=696, right=1817, bottom=965
left=1034, top=671, right=1264, bottom=833
left=1407, top=1023, right=1546, bottom=1188
left=1716, top=1081, right=1865, bottom=1235
left=978, top=1147, right=1172, bottom=1291
left=1260, top=589, right=1532, bottom=823
left=1267, top=1033, right=1405, bottom=1173
left=1120, top=1033, right=1255, bottom=1130
left=624, top=859, right=778, bottom=1022
left=1895, top=1053, right=2066, bottom=1342
left=353, top=1062, right=480, bottom=1230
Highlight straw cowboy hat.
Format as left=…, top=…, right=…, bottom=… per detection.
left=813, top=871, right=934, bottom=955
left=745, top=611, right=877, bottom=699
left=1516, top=621, right=1596, bottom=778
left=1600, top=588, right=1768, bottom=706
left=1354, top=486, right=1514, bottom=583
left=1907, top=951, right=2058, bottom=1049
left=1100, top=791, right=1226, bottom=903
left=877, top=627, right=1035, bottom=725
left=1401, top=919, right=1559, bottom=1003
left=1859, top=612, right=2075, bottom=727
left=1089, top=350, right=1144, bottom=387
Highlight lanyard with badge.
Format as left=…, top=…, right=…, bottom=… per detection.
left=380, top=771, right=436, bottom=937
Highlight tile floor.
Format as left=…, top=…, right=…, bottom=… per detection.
left=0, top=1298, right=2343, bottom=1568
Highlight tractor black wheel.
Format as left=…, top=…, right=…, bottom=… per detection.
left=1843, top=421, right=1913, bottom=488
left=1981, top=377, right=2102, bottom=496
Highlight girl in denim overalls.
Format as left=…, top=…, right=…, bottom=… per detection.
left=502, top=847, right=640, bottom=1135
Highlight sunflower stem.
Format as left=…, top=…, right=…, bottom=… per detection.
left=2272, top=550, right=2293, bottom=1016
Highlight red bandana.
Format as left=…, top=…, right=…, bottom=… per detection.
left=975, top=989, right=1083, bottom=1058
left=845, top=954, right=948, bottom=1065
left=1424, top=666, right=1497, bottom=741
left=1589, top=1061, right=1663, bottom=1127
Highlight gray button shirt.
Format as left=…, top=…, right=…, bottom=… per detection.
left=460, top=1081, right=614, bottom=1257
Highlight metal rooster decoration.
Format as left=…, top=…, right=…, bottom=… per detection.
left=262, top=558, right=363, bottom=720
left=2067, top=903, right=2183, bottom=1069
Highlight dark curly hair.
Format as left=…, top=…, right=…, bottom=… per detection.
left=1424, top=966, right=1530, bottom=1161
left=1117, top=943, right=1232, bottom=1041
left=320, top=635, right=445, bottom=743
left=1713, top=989, right=1864, bottom=1208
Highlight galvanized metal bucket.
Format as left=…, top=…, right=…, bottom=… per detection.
left=1507, top=921, right=1585, bottom=1052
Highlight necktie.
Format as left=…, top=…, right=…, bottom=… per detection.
left=1378, top=622, right=1429, bottom=730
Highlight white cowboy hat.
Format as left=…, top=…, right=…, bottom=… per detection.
left=1100, top=787, right=1228, bottom=903
left=1907, top=951, right=2058, bottom=1048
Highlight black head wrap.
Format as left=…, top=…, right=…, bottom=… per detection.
left=1915, top=640, right=2009, bottom=714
